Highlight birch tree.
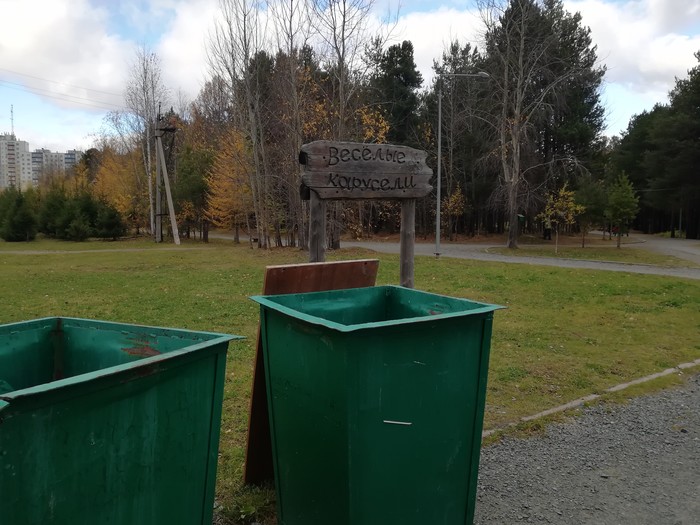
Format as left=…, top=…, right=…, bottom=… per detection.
left=124, top=46, right=169, bottom=236
left=268, top=0, right=315, bottom=248
left=311, top=0, right=396, bottom=248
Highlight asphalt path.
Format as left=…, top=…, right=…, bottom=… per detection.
left=343, top=234, right=700, bottom=280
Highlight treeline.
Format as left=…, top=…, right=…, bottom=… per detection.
left=608, top=52, right=700, bottom=239
left=0, top=168, right=125, bottom=242
left=7, top=0, right=697, bottom=245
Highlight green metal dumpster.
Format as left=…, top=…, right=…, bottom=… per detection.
left=0, top=317, right=240, bottom=525
left=251, top=285, right=502, bottom=525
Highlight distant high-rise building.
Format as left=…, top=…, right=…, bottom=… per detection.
left=0, top=133, right=32, bottom=190
left=31, top=148, right=67, bottom=183
left=0, top=134, right=82, bottom=190
left=64, top=150, right=81, bottom=171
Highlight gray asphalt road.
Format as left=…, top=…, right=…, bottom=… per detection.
left=343, top=234, right=700, bottom=280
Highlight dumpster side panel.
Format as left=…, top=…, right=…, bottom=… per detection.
left=59, top=319, right=219, bottom=378
left=0, top=319, right=55, bottom=391
left=465, top=315, right=494, bottom=525
left=0, top=343, right=228, bottom=525
left=349, top=315, right=492, bottom=525
left=266, top=287, right=388, bottom=326
left=260, top=308, right=350, bottom=525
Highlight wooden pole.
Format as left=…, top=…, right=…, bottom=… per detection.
left=400, top=199, right=416, bottom=288
left=309, top=190, right=326, bottom=262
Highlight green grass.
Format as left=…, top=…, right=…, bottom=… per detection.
left=1, top=238, right=699, bottom=524
left=0, top=236, right=156, bottom=251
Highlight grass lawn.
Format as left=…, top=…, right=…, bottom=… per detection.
left=1, top=238, right=699, bottom=523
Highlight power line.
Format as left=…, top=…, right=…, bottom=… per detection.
left=0, top=80, right=126, bottom=111
left=0, top=67, right=123, bottom=97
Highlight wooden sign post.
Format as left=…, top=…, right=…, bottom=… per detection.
left=300, top=141, right=432, bottom=287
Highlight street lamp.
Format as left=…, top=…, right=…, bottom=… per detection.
left=435, top=71, right=490, bottom=257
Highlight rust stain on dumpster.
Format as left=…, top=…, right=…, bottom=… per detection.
left=123, top=343, right=161, bottom=358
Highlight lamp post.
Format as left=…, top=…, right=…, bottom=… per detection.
left=435, top=71, right=489, bottom=257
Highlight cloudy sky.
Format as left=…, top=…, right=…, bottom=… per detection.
left=1, top=0, right=699, bottom=152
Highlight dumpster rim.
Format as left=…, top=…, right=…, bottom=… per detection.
left=250, top=285, right=504, bottom=333
left=0, top=316, right=241, bottom=403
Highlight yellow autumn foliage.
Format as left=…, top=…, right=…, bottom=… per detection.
left=93, top=147, right=148, bottom=226
left=205, top=128, right=254, bottom=228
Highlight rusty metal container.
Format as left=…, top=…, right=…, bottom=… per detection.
left=0, top=317, right=239, bottom=525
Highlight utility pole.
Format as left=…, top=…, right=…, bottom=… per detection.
left=154, top=110, right=180, bottom=245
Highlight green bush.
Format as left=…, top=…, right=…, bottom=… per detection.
left=65, top=214, right=92, bottom=242
left=38, top=186, right=68, bottom=238
left=37, top=186, right=127, bottom=242
left=94, top=201, right=126, bottom=240
left=0, top=188, right=38, bottom=242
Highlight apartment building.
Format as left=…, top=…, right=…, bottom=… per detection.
left=0, top=133, right=33, bottom=190
left=31, top=148, right=65, bottom=182
left=0, top=134, right=83, bottom=190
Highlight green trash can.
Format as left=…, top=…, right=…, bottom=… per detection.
left=251, top=285, right=502, bottom=525
left=0, top=317, right=241, bottom=525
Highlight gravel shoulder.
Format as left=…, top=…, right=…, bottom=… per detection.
left=475, top=374, right=700, bottom=525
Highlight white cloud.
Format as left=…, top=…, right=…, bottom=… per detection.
left=0, top=0, right=131, bottom=111
left=565, top=0, right=700, bottom=92
left=390, top=7, right=483, bottom=85
left=647, top=0, right=700, bottom=33
left=563, top=0, right=700, bottom=133
left=156, top=0, right=219, bottom=104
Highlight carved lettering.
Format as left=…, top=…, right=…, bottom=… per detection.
left=329, top=147, right=339, bottom=166
left=325, top=174, right=422, bottom=194
left=325, top=145, right=411, bottom=166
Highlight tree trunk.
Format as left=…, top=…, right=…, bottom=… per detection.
left=506, top=177, right=520, bottom=249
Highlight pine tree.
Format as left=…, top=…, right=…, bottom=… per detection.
left=0, top=188, right=38, bottom=242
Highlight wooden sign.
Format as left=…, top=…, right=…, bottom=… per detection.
left=300, top=141, right=432, bottom=200
left=300, top=140, right=431, bottom=287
